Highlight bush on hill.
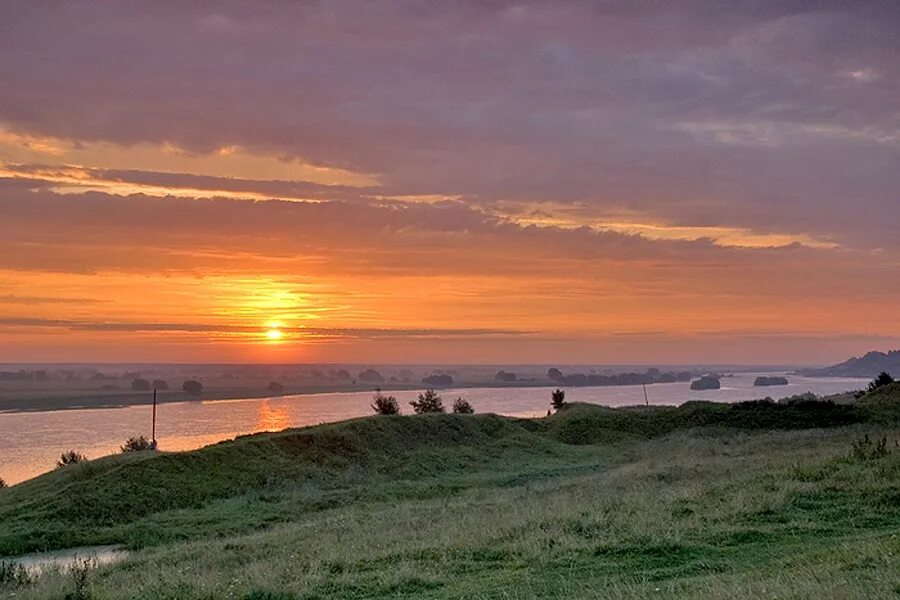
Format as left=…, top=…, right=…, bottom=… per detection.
left=56, top=450, right=87, bottom=469
left=868, top=371, right=895, bottom=393
left=452, top=397, right=474, bottom=414
left=371, top=391, right=400, bottom=415
left=121, top=436, right=154, bottom=453
left=410, top=389, right=445, bottom=413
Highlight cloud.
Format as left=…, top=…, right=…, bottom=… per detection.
left=0, top=317, right=531, bottom=340
left=0, top=295, right=106, bottom=305
left=0, top=1, right=898, bottom=250
left=1, top=1, right=899, bottom=362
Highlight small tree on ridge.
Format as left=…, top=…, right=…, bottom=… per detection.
left=551, top=388, right=566, bottom=412
left=452, top=397, right=474, bottom=414
left=56, top=450, right=86, bottom=469
left=371, top=391, right=401, bottom=415
left=410, top=389, right=445, bottom=414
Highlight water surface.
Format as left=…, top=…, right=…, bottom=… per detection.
left=0, top=373, right=866, bottom=484
left=4, top=545, right=127, bottom=573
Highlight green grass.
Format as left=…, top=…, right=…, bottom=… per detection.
left=1, top=397, right=898, bottom=599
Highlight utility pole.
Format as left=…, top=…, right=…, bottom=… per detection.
left=151, top=388, right=158, bottom=450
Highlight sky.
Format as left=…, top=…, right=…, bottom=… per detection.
left=1, top=1, right=899, bottom=365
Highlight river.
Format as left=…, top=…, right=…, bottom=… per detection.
left=0, top=372, right=867, bottom=484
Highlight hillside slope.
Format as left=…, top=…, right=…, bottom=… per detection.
left=799, top=349, right=900, bottom=378
left=1, top=399, right=898, bottom=599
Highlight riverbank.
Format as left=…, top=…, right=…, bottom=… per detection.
left=1, top=389, right=898, bottom=598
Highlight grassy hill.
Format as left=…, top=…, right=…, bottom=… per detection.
left=1, top=398, right=898, bottom=599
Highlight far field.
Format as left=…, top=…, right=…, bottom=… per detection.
left=1, top=386, right=898, bottom=599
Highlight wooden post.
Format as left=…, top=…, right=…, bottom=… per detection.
left=642, top=383, right=649, bottom=407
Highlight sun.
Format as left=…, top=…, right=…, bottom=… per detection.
left=264, top=320, right=285, bottom=341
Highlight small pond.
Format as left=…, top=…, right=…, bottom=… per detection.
left=3, top=545, right=128, bottom=575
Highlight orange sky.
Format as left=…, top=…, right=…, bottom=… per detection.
left=2, top=3, right=899, bottom=364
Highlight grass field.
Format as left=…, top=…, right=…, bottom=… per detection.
left=1, top=390, right=898, bottom=599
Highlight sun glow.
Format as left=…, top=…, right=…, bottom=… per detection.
left=264, top=321, right=285, bottom=341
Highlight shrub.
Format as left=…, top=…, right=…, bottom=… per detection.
left=131, top=378, right=151, bottom=391
left=850, top=435, right=890, bottom=460
left=867, top=371, right=895, bottom=393
left=0, top=478, right=6, bottom=489
left=64, top=557, right=95, bottom=600
left=57, top=450, right=87, bottom=469
left=371, top=392, right=400, bottom=415
left=121, top=435, right=153, bottom=452
left=452, top=397, right=474, bottom=414
left=0, top=560, right=31, bottom=587
left=410, top=389, right=445, bottom=414
left=551, top=389, right=566, bottom=411
left=242, top=591, right=299, bottom=600
left=182, top=380, right=203, bottom=396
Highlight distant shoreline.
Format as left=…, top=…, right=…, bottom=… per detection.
left=0, top=379, right=589, bottom=414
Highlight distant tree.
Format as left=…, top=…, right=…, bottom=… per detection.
left=131, top=378, right=151, bottom=391
left=358, top=369, right=385, bottom=383
left=121, top=435, right=153, bottom=452
left=452, top=397, right=474, bottom=414
left=410, top=389, right=445, bottom=414
left=56, top=450, right=86, bottom=469
left=867, top=371, right=895, bottom=393
left=335, top=369, right=352, bottom=381
left=371, top=391, right=400, bottom=415
left=547, top=368, right=565, bottom=382
left=495, top=370, right=517, bottom=382
left=421, top=374, right=453, bottom=386
left=152, top=379, right=169, bottom=390
left=551, top=388, right=566, bottom=411
left=182, top=380, right=203, bottom=396
left=267, top=381, right=284, bottom=393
